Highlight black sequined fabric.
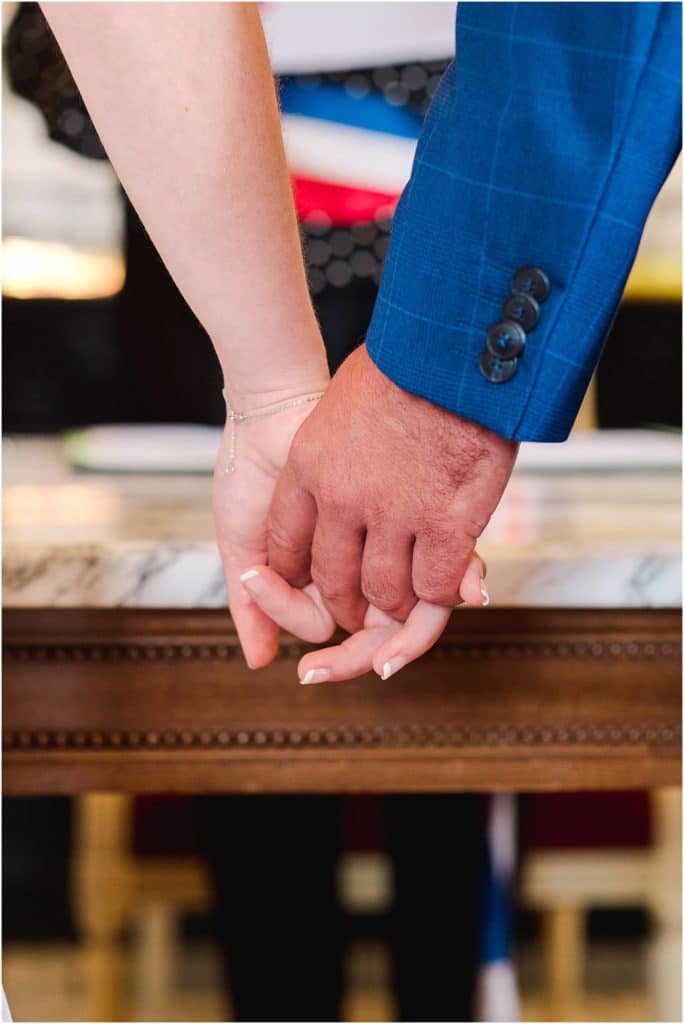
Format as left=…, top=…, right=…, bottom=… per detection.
left=302, top=215, right=393, bottom=294
left=6, top=2, right=107, bottom=160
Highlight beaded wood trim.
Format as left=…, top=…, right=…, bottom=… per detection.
left=4, top=722, right=680, bottom=752
left=4, top=638, right=679, bottom=664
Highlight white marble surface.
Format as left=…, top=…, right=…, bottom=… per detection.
left=3, top=435, right=681, bottom=609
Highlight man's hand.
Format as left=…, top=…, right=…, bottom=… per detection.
left=267, top=345, right=518, bottom=630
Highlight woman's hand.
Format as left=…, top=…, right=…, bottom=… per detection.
left=213, top=387, right=327, bottom=669
left=42, top=5, right=331, bottom=671
left=238, top=552, right=488, bottom=682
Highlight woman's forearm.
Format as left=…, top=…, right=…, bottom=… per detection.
left=43, top=2, right=328, bottom=401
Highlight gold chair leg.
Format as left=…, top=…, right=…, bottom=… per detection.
left=543, top=904, right=584, bottom=1021
left=72, top=794, right=132, bottom=1023
left=648, top=788, right=682, bottom=1023
left=132, top=904, right=176, bottom=1022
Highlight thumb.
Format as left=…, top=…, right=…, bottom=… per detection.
left=458, top=551, right=489, bottom=607
left=220, top=547, right=281, bottom=669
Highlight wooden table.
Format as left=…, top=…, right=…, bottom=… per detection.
left=3, top=604, right=680, bottom=793
left=3, top=434, right=681, bottom=794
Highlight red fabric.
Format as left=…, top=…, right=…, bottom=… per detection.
left=132, top=792, right=652, bottom=858
left=132, top=796, right=199, bottom=857
left=292, top=175, right=399, bottom=225
left=522, top=792, right=651, bottom=850
left=341, top=795, right=385, bottom=851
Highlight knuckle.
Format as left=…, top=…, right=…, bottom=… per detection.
left=414, top=579, right=459, bottom=605
left=267, top=514, right=305, bottom=558
left=414, top=561, right=461, bottom=605
left=362, top=576, right=405, bottom=614
left=311, top=566, right=354, bottom=604
left=316, top=477, right=353, bottom=517
left=461, top=516, right=488, bottom=542
left=364, top=504, right=387, bottom=531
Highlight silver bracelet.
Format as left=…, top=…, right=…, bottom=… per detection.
left=222, top=389, right=324, bottom=474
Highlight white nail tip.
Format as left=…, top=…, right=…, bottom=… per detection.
left=382, top=662, right=392, bottom=681
left=239, top=570, right=259, bottom=582
left=480, top=586, right=490, bottom=607
left=300, top=668, right=330, bottom=685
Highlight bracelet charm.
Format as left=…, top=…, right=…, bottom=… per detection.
left=222, top=389, right=324, bottom=474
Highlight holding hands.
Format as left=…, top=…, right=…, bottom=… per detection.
left=44, top=0, right=676, bottom=686
left=217, top=344, right=517, bottom=683
left=239, top=554, right=488, bottom=684
left=45, top=4, right=520, bottom=685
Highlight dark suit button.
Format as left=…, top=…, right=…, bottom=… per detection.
left=479, top=348, right=518, bottom=383
left=486, top=320, right=526, bottom=359
left=502, top=291, right=539, bottom=331
left=511, top=265, right=550, bottom=303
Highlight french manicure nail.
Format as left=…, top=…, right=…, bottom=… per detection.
left=480, top=583, right=490, bottom=607
left=240, top=570, right=260, bottom=594
left=381, top=656, right=406, bottom=681
left=300, top=668, right=330, bottom=686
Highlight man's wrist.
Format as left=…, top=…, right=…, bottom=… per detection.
left=361, top=342, right=518, bottom=455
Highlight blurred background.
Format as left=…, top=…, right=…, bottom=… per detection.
left=2, top=3, right=681, bottom=1022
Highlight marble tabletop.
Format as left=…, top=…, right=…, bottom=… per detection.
left=3, top=434, right=681, bottom=609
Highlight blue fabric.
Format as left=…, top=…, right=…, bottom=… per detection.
left=480, top=847, right=512, bottom=966
left=279, top=78, right=422, bottom=138
left=479, top=800, right=514, bottom=965
left=366, top=2, right=682, bottom=441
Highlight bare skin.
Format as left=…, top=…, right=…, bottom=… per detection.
left=45, top=3, right=496, bottom=679
left=268, top=344, right=518, bottom=632
left=43, top=4, right=326, bottom=398
left=43, top=3, right=329, bottom=668
left=239, top=551, right=487, bottom=682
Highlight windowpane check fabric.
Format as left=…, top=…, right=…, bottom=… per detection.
left=366, top=2, right=682, bottom=441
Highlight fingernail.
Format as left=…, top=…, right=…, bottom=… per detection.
left=381, top=656, right=406, bottom=681
left=480, top=582, right=490, bottom=607
left=240, top=570, right=259, bottom=584
left=300, top=668, right=330, bottom=686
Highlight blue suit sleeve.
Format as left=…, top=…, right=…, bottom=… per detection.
left=365, top=2, right=682, bottom=442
